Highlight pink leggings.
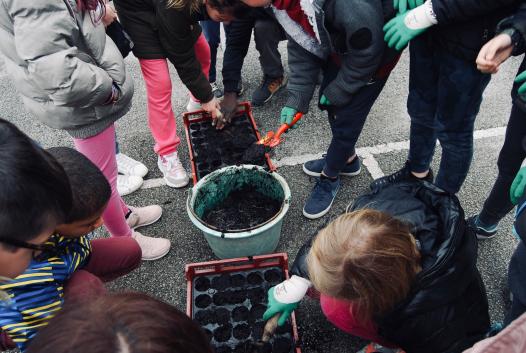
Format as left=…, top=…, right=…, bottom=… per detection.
left=73, top=125, right=132, bottom=238
left=139, top=33, right=211, bottom=156
left=320, top=295, right=395, bottom=347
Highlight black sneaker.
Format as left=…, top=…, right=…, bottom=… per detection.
left=370, top=160, right=433, bottom=192
left=303, top=155, right=361, bottom=177
left=251, top=75, right=287, bottom=106
left=467, top=215, right=498, bottom=240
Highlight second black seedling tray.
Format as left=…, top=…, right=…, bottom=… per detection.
left=192, top=268, right=295, bottom=353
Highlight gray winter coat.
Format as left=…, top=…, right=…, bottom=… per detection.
left=274, top=0, right=395, bottom=111
left=0, top=0, right=133, bottom=139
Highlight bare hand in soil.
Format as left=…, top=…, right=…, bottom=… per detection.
left=217, top=92, right=238, bottom=130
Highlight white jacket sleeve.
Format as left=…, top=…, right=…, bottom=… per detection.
left=9, top=1, right=113, bottom=108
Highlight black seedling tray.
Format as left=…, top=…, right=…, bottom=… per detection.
left=183, top=102, right=275, bottom=185
left=186, top=254, right=302, bottom=353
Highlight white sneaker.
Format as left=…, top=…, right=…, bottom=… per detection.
left=126, top=205, right=163, bottom=230
left=117, top=174, right=143, bottom=196
left=116, top=153, right=148, bottom=178
left=132, top=231, right=171, bottom=261
left=157, top=152, right=190, bottom=188
left=186, top=98, right=201, bottom=112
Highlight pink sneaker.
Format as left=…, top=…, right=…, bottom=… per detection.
left=132, top=231, right=171, bottom=261
left=126, top=205, right=162, bottom=230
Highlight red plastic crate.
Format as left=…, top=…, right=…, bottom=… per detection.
left=185, top=253, right=302, bottom=353
left=183, top=101, right=276, bottom=185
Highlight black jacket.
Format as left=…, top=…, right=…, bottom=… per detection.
left=291, top=181, right=489, bottom=353
left=497, top=2, right=526, bottom=112
left=113, top=0, right=213, bottom=103
left=431, top=0, right=519, bottom=62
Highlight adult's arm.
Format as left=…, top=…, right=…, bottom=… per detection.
left=8, top=0, right=114, bottom=107
left=156, top=3, right=213, bottom=102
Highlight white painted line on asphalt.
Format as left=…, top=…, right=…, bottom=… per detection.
left=360, top=152, right=385, bottom=179
left=139, top=126, right=507, bottom=190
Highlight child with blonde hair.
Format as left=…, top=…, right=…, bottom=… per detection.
left=264, top=181, right=490, bottom=353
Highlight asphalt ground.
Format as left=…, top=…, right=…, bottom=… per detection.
left=0, top=35, right=524, bottom=352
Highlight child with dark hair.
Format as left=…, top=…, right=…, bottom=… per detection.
left=0, top=147, right=141, bottom=352
left=26, top=292, right=213, bottom=353
left=0, top=119, right=72, bottom=280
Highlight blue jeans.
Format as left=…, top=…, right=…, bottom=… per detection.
left=200, top=20, right=220, bottom=83
left=320, top=61, right=388, bottom=178
left=407, top=36, right=491, bottom=193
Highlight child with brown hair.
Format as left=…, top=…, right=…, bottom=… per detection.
left=264, top=180, right=490, bottom=353
left=26, top=292, right=213, bottom=353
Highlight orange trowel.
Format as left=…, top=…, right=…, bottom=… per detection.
left=257, top=112, right=303, bottom=148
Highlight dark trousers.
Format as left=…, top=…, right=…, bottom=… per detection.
left=478, top=104, right=526, bottom=226
left=407, top=36, right=491, bottom=193
left=201, top=20, right=221, bottom=83
left=222, top=9, right=285, bottom=92
left=506, top=241, right=526, bottom=326
left=320, top=62, right=388, bottom=177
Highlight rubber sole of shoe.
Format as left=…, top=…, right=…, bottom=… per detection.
left=476, top=232, right=498, bottom=240
left=164, top=176, right=190, bottom=188
left=302, top=185, right=340, bottom=220
left=129, top=209, right=163, bottom=230
left=302, top=164, right=361, bottom=178
left=141, top=247, right=171, bottom=261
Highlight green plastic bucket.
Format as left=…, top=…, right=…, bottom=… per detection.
left=187, top=165, right=291, bottom=259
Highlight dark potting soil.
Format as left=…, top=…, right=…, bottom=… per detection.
left=203, top=328, right=213, bottom=342
left=233, top=324, right=251, bottom=340
left=249, top=304, right=267, bottom=322
left=263, top=269, right=282, bottom=285
left=196, top=294, right=212, bottom=308
left=214, top=324, right=233, bottom=342
left=215, top=308, right=231, bottom=325
left=232, top=306, right=249, bottom=322
left=251, top=321, right=265, bottom=339
left=189, top=115, right=267, bottom=179
left=215, top=345, right=233, bottom=353
left=247, top=287, right=266, bottom=305
left=275, top=322, right=293, bottom=335
left=247, top=272, right=264, bottom=285
left=195, top=277, right=211, bottom=291
left=231, top=274, right=246, bottom=287
left=212, top=274, right=232, bottom=290
left=202, top=186, right=282, bottom=231
left=273, top=337, right=292, bottom=353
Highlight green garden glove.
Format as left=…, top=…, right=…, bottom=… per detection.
left=262, top=275, right=311, bottom=326
left=510, top=167, right=526, bottom=205
left=280, top=106, right=299, bottom=129
left=515, top=70, right=526, bottom=99
left=394, top=0, right=425, bottom=14
left=319, top=94, right=330, bottom=106
left=384, top=3, right=436, bottom=51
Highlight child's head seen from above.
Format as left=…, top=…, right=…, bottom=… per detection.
left=0, top=119, right=72, bottom=279
left=307, top=209, right=422, bottom=320
left=47, top=147, right=111, bottom=238
left=26, top=292, right=214, bottom=353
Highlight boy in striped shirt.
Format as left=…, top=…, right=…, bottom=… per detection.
left=0, top=147, right=142, bottom=352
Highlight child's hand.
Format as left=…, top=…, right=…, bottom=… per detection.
left=103, top=3, right=118, bottom=27
left=511, top=167, right=526, bottom=205
left=476, top=33, right=513, bottom=74
left=262, top=275, right=311, bottom=326
left=280, top=107, right=299, bottom=129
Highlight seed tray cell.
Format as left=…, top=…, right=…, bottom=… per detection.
left=183, top=102, right=275, bottom=185
left=186, top=254, right=301, bottom=353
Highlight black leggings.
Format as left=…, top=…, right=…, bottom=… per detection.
left=479, top=104, right=526, bottom=226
